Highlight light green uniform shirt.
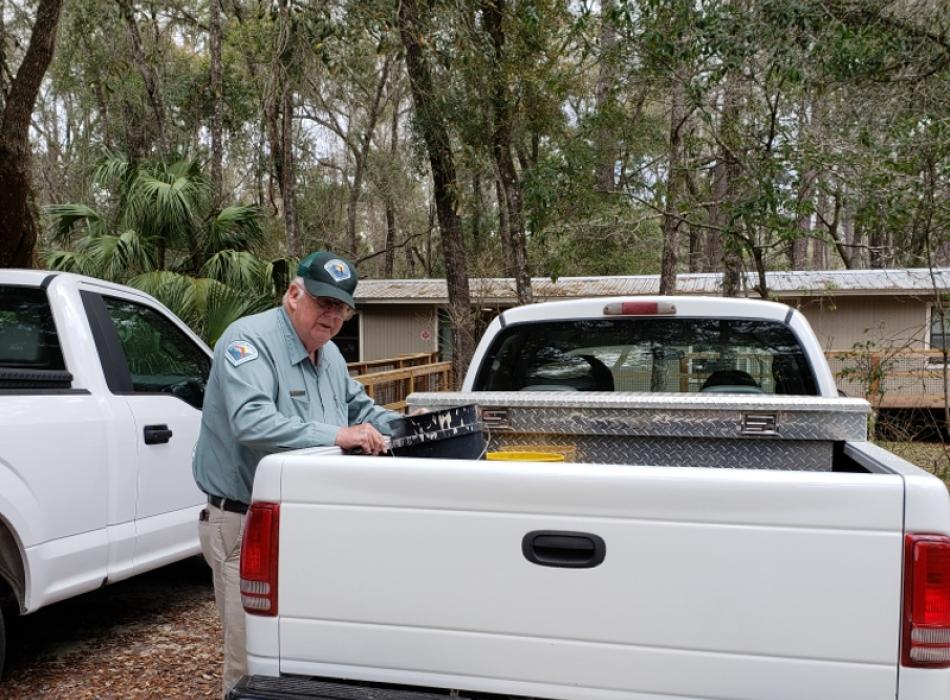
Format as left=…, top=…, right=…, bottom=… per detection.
left=193, top=306, right=399, bottom=504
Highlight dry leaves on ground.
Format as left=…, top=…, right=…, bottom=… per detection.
left=1, top=556, right=222, bottom=699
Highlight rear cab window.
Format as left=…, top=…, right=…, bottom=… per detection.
left=473, top=317, right=818, bottom=395
left=0, top=285, right=67, bottom=371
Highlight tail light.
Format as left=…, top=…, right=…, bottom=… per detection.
left=240, top=502, right=280, bottom=616
left=902, top=533, right=950, bottom=667
left=603, top=301, right=676, bottom=316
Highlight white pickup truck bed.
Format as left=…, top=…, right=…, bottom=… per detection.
left=241, top=428, right=949, bottom=698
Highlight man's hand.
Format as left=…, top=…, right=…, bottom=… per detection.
left=335, top=423, right=388, bottom=455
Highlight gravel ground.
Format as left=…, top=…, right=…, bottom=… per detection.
left=1, top=556, right=221, bottom=698
left=0, top=441, right=946, bottom=699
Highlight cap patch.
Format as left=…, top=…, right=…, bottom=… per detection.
left=324, top=259, right=352, bottom=282
left=225, top=340, right=259, bottom=367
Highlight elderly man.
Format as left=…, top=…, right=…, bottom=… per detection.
left=193, top=251, right=400, bottom=694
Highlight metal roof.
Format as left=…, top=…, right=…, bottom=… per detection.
left=355, top=268, right=950, bottom=304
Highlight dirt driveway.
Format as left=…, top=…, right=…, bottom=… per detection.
left=1, top=556, right=222, bottom=698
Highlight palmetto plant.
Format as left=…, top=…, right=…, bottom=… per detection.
left=45, top=154, right=284, bottom=344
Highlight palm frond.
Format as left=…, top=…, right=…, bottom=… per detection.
left=128, top=271, right=197, bottom=323
left=206, top=205, right=266, bottom=253
left=201, top=250, right=271, bottom=291
left=127, top=272, right=273, bottom=345
left=126, top=159, right=210, bottom=246
left=188, top=277, right=274, bottom=344
left=44, top=203, right=106, bottom=245
left=44, top=249, right=90, bottom=274
left=94, top=151, right=133, bottom=187
left=78, top=229, right=156, bottom=282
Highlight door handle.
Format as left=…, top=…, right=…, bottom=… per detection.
left=522, top=530, right=606, bottom=569
left=144, top=424, right=173, bottom=445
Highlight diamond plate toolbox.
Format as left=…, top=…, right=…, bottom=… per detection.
left=406, top=392, right=871, bottom=471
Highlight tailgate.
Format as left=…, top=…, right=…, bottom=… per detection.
left=275, top=454, right=904, bottom=700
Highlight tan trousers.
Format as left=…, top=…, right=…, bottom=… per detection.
left=199, top=504, right=247, bottom=697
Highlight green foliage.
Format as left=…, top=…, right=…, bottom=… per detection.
left=19, top=0, right=950, bottom=295
left=128, top=271, right=273, bottom=346
left=42, top=152, right=275, bottom=343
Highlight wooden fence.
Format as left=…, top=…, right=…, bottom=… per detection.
left=349, top=359, right=453, bottom=411
left=826, top=349, right=950, bottom=409
left=347, top=352, right=438, bottom=376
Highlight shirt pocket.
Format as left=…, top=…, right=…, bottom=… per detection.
left=287, top=390, right=310, bottom=418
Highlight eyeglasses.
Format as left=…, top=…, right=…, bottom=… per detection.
left=308, top=292, right=355, bottom=321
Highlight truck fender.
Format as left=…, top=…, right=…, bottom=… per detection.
left=0, top=463, right=40, bottom=613
left=0, top=516, right=26, bottom=613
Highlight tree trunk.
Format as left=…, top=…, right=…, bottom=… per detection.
left=659, top=70, right=687, bottom=295
left=812, top=231, right=828, bottom=269
left=264, top=1, right=300, bottom=258
left=483, top=0, right=531, bottom=304
left=384, top=98, right=399, bottom=278
left=209, top=0, right=224, bottom=209
left=398, top=0, right=473, bottom=385
left=706, top=71, right=742, bottom=291
left=344, top=56, right=392, bottom=259
left=791, top=183, right=812, bottom=270
left=869, top=206, right=887, bottom=268
left=280, top=86, right=300, bottom=257
left=0, top=0, right=64, bottom=269
left=116, top=0, right=167, bottom=153
left=791, top=119, right=813, bottom=272
left=346, top=150, right=363, bottom=258
left=821, top=187, right=853, bottom=269
left=595, top=0, right=618, bottom=192
left=494, top=177, right=514, bottom=277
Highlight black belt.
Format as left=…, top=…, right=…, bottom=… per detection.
left=207, top=494, right=249, bottom=515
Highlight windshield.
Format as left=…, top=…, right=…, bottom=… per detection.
left=473, top=317, right=817, bottom=395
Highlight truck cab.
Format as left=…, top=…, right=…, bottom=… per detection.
left=0, top=271, right=212, bottom=675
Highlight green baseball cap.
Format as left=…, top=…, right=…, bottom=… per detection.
left=297, top=251, right=358, bottom=308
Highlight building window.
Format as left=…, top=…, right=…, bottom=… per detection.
left=929, top=305, right=950, bottom=351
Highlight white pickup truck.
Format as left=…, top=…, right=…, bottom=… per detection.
left=0, top=270, right=211, bottom=676
left=233, top=296, right=950, bottom=700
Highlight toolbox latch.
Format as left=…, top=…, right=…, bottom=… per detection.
left=741, top=412, right=778, bottom=435
left=481, top=408, right=511, bottom=430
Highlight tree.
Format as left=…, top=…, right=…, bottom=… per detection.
left=398, top=0, right=474, bottom=383
left=209, top=0, right=224, bottom=207
left=0, top=0, right=64, bottom=268
left=44, top=153, right=279, bottom=343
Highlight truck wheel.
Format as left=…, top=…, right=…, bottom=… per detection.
left=0, top=601, right=5, bottom=680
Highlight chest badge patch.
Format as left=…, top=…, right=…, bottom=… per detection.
left=225, top=340, right=259, bottom=367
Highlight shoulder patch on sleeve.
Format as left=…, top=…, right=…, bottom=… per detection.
left=225, top=339, right=259, bottom=367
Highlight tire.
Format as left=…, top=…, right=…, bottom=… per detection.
left=0, top=599, right=5, bottom=681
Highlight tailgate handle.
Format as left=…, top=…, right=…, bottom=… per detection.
left=522, top=530, right=606, bottom=569
left=144, top=424, right=173, bottom=445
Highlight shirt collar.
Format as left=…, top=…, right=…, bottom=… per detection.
left=278, top=307, right=312, bottom=366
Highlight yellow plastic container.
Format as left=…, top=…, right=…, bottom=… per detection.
left=496, top=444, right=577, bottom=461
left=486, top=451, right=565, bottom=462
